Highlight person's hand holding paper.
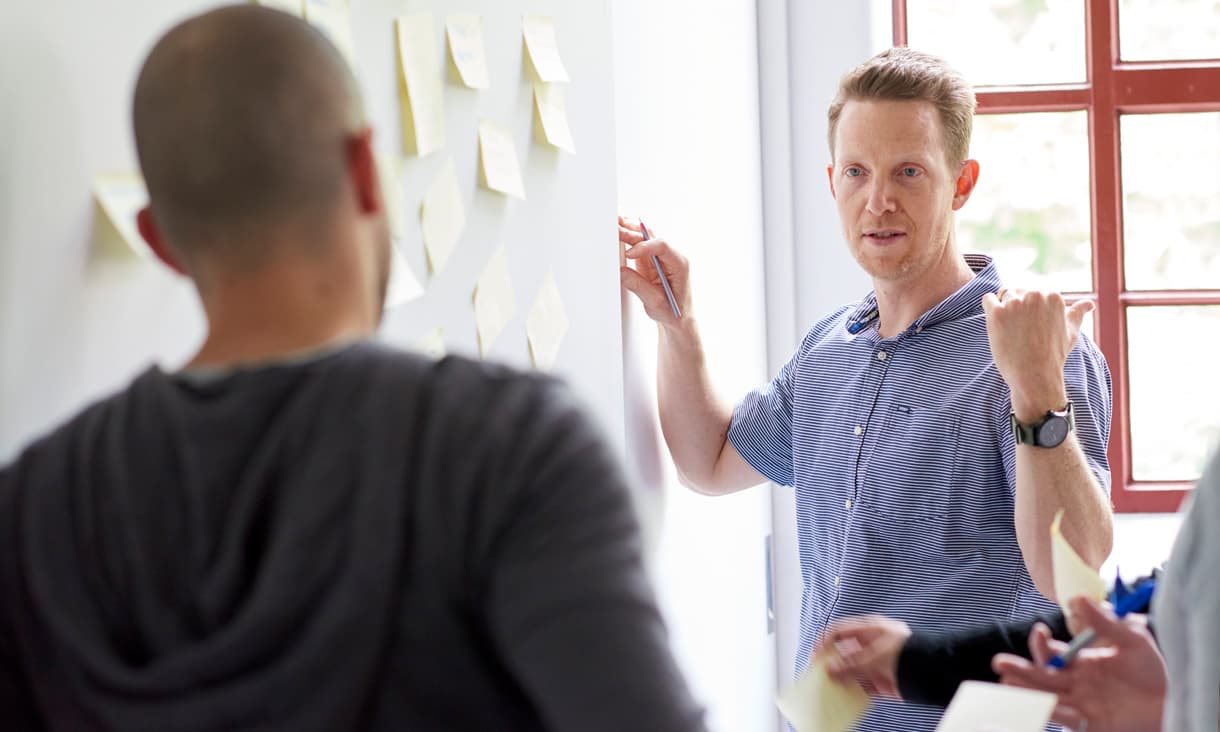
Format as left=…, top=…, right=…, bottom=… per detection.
left=775, top=652, right=871, bottom=732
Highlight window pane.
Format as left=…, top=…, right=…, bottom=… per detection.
left=906, top=0, right=1086, bottom=86
left=1122, top=113, right=1220, bottom=291
left=1119, top=0, right=1220, bottom=61
left=959, top=112, right=1093, bottom=292
left=1128, top=306, right=1220, bottom=481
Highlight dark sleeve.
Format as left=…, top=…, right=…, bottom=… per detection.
left=896, top=611, right=1071, bottom=707
left=480, top=379, right=707, bottom=732
left=0, top=465, right=46, bottom=730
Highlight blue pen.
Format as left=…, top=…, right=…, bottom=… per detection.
left=1048, top=575, right=1156, bottom=669
left=638, top=221, right=682, bottom=320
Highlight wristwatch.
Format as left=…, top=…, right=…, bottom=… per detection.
left=1011, top=402, right=1074, bottom=448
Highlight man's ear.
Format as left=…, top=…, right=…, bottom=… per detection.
left=826, top=163, right=836, bottom=199
left=137, top=207, right=187, bottom=276
left=348, top=127, right=381, bottom=215
left=952, top=159, right=980, bottom=211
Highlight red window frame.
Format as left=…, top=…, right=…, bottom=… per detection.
left=893, top=0, right=1220, bottom=512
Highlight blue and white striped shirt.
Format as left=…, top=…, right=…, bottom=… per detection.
left=729, top=255, right=1112, bottom=731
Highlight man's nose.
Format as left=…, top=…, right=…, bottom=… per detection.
left=865, top=178, right=898, bottom=216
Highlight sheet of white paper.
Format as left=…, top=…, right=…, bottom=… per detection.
left=416, top=327, right=446, bottom=360
left=526, top=271, right=569, bottom=371
left=522, top=15, right=569, bottom=82
left=935, top=681, right=1057, bottom=732
left=473, top=246, right=516, bottom=356
left=303, top=0, right=355, bottom=64
left=421, top=159, right=466, bottom=274
left=1051, top=508, right=1108, bottom=614
left=478, top=121, right=526, bottom=199
left=533, top=81, right=575, bottom=153
left=384, top=244, right=424, bottom=310
left=93, top=172, right=150, bottom=258
left=397, top=13, right=446, bottom=156
left=775, top=656, right=870, bottom=732
left=446, top=13, right=490, bottom=89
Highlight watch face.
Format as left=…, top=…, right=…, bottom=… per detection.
left=1037, top=416, right=1070, bottom=447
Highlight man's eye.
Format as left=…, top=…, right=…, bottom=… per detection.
left=845, top=167, right=863, bottom=177
left=900, top=167, right=920, bottom=177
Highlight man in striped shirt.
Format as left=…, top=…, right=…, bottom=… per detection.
left=620, top=47, right=1114, bottom=730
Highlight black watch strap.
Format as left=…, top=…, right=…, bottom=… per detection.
left=1011, top=402, right=1075, bottom=447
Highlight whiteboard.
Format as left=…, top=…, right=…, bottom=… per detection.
left=0, top=0, right=624, bottom=459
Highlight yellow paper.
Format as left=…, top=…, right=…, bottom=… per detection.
left=417, top=327, right=446, bottom=360
left=533, top=82, right=575, bottom=153
left=384, top=244, right=424, bottom=310
left=935, top=681, right=1056, bottom=732
left=1051, top=509, right=1108, bottom=612
left=472, top=246, right=516, bottom=356
left=420, top=159, right=466, bottom=274
left=522, top=15, right=570, bottom=82
left=478, top=121, right=525, bottom=199
left=92, top=173, right=151, bottom=259
left=526, top=272, right=569, bottom=371
left=252, top=0, right=303, bottom=16
left=446, top=13, right=490, bottom=89
left=397, top=14, right=446, bottom=157
left=303, top=0, right=355, bottom=64
left=376, top=153, right=406, bottom=240
left=775, top=656, right=870, bottom=732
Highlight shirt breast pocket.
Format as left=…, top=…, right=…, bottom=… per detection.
left=858, top=405, right=961, bottom=523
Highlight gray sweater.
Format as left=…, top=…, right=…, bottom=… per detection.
left=0, top=343, right=706, bottom=731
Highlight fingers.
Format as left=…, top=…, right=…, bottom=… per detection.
left=618, top=223, right=646, bottom=245
left=621, top=266, right=675, bottom=322
left=1068, top=597, right=1141, bottom=648
left=993, top=653, right=1073, bottom=695
left=1066, top=298, right=1095, bottom=329
left=1027, top=622, right=1065, bottom=667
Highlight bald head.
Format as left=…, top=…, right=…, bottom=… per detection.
left=133, top=5, right=366, bottom=267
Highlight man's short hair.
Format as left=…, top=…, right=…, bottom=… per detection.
left=827, top=47, right=977, bottom=166
left=132, top=6, right=364, bottom=266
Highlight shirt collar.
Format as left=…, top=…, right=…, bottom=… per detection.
left=844, top=253, right=1000, bottom=336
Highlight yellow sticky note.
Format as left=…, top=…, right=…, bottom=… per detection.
left=397, top=13, right=446, bottom=157
left=303, top=0, right=355, bottom=64
left=1051, top=509, right=1108, bottom=612
left=478, top=121, right=525, bottom=199
left=252, top=0, right=303, bottom=17
left=385, top=244, right=424, bottom=310
left=417, top=327, right=446, bottom=360
left=522, top=15, right=570, bottom=83
left=526, top=272, right=569, bottom=371
left=775, top=656, right=870, bottom=732
left=376, top=153, right=406, bottom=240
left=533, top=82, right=575, bottom=153
left=935, top=681, right=1056, bottom=732
left=446, top=13, right=490, bottom=89
left=92, top=173, right=150, bottom=259
left=473, top=246, right=516, bottom=356
left=421, top=159, right=466, bottom=275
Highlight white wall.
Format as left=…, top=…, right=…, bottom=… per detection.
left=612, top=1, right=777, bottom=730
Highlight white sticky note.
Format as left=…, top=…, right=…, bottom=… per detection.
left=473, top=246, right=516, bottom=356
left=478, top=121, right=525, bottom=199
left=303, top=0, right=355, bottom=64
left=416, top=327, right=446, bottom=360
left=522, top=15, right=569, bottom=82
left=526, top=272, right=569, bottom=371
left=376, top=153, right=406, bottom=240
left=775, top=656, right=870, bottom=732
left=384, top=244, right=424, bottom=310
left=397, top=13, right=446, bottom=157
left=446, top=13, right=490, bottom=89
left=252, top=0, right=303, bottom=16
left=533, top=82, right=575, bottom=153
left=935, top=681, right=1056, bottom=732
left=1051, top=509, right=1108, bottom=613
left=92, top=172, right=151, bottom=259
left=421, top=159, right=466, bottom=275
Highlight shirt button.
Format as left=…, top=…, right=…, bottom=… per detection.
left=915, top=326, right=923, bottom=334
left=876, top=351, right=888, bottom=361
left=853, top=425, right=863, bottom=436
left=845, top=498, right=853, bottom=510
left=833, top=576, right=840, bottom=587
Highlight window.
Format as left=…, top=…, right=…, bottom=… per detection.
left=894, top=0, right=1220, bottom=512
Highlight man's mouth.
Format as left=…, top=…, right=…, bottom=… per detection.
left=864, top=229, right=906, bottom=241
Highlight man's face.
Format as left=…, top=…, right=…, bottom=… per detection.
left=829, top=99, right=968, bottom=286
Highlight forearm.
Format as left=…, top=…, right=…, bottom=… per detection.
left=655, top=318, right=738, bottom=494
left=897, top=612, right=1069, bottom=707
left=1015, top=434, right=1114, bottom=598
